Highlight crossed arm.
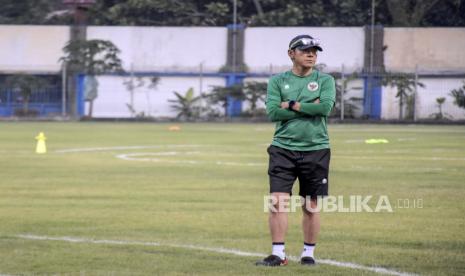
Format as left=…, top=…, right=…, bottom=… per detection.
left=280, top=98, right=333, bottom=116
left=266, top=96, right=303, bottom=122
left=267, top=96, right=333, bottom=122
left=266, top=77, right=335, bottom=122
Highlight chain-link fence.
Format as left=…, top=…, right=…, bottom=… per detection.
left=331, top=70, right=465, bottom=121
left=0, top=66, right=464, bottom=121
left=0, top=74, right=63, bottom=117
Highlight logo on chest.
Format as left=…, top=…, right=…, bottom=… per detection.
left=307, top=81, right=319, bottom=92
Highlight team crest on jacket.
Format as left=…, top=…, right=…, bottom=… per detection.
left=307, top=81, right=319, bottom=92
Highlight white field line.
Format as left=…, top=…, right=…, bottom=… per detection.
left=215, top=161, right=264, bottom=166
left=348, top=166, right=447, bottom=172
left=336, top=155, right=465, bottom=161
left=54, top=145, right=465, bottom=168
left=396, top=138, right=417, bottom=141
left=55, top=145, right=206, bottom=154
left=116, top=151, right=465, bottom=165
left=344, top=138, right=417, bottom=143
left=344, top=139, right=366, bottom=143
left=330, top=128, right=465, bottom=133
left=56, top=145, right=464, bottom=161
left=17, top=234, right=418, bottom=276
left=115, top=152, right=266, bottom=167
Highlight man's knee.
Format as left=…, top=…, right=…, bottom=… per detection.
left=302, top=197, right=321, bottom=214
left=267, top=192, right=291, bottom=213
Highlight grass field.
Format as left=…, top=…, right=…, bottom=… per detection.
left=0, top=122, right=464, bottom=275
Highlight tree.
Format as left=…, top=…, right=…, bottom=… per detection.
left=386, top=0, right=440, bottom=26
left=0, top=0, right=64, bottom=24
left=60, top=39, right=123, bottom=117
left=331, top=72, right=363, bottom=118
left=123, top=76, right=160, bottom=118
left=204, top=84, right=244, bottom=117
left=95, top=0, right=232, bottom=26
left=168, top=88, right=202, bottom=120
left=422, top=0, right=465, bottom=26
left=243, top=81, right=267, bottom=115
left=247, top=3, right=304, bottom=26
left=2, top=0, right=465, bottom=27
left=382, top=73, right=424, bottom=120
left=450, top=81, right=465, bottom=109
left=433, top=97, right=446, bottom=119
left=3, top=74, right=49, bottom=116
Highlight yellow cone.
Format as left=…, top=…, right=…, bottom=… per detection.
left=35, top=132, right=47, bottom=154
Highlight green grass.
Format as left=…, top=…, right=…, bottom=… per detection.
left=0, top=122, right=464, bottom=275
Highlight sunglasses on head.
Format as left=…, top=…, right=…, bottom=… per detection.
left=289, top=37, right=321, bottom=50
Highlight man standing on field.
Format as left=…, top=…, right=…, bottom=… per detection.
left=256, top=35, right=335, bottom=266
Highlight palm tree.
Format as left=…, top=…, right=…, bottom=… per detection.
left=450, top=81, right=465, bottom=109
left=168, top=88, right=201, bottom=120
left=382, top=73, right=424, bottom=120
left=436, top=97, right=446, bottom=119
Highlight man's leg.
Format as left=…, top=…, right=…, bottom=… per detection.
left=256, top=145, right=295, bottom=266
left=302, top=198, right=320, bottom=243
left=256, top=192, right=290, bottom=266
left=298, top=148, right=330, bottom=265
left=269, top=192, right=289, bottom=243
left=300, top=198, right=320, bottom=265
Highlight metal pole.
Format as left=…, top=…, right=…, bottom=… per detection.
left=341, top=64, right=345, bottom=121
left=130, top=63, right=134, bottom=117
left=232, top=0, right=237, bottom=73
left=370, top=0, right=375, bottom=75
left=366, top=0, right=375, bottom=118
left=413, top=64, right=419, bottom=121
left=62, top=61, right=67, bottom=116
left=199, top=62, right=204, bottom=95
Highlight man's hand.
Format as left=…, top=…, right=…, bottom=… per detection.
left=280, top=98, right=319, bottom=111
left=281, top=101, right=301, bottom=111
left=292, top=98, right=318, bottom=111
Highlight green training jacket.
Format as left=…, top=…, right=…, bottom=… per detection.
left=266, top=70, right=336, bottom=151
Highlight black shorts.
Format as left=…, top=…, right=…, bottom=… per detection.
left=267, top=145, right=330, bottom=198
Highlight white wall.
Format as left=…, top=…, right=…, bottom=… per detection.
left=381, top=85, right=400, bottom=120
left=415, top=78, right=465, bottom=120
left=4, top=25, right=465, bottom=76
left=343, top=79, right=364, bottom=118
left=0, top=25, right=69, bottom=73
left=87, top=75, right=225, bottom=118
left=384, top=28, right=465, bottom=72
left=381, top=78, right=465, bottom=120
left=244, top=27, right=365, bottom=74
left=87, top=26, right=227, bottom=72
left=1, top=25, right=464, bottom=119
